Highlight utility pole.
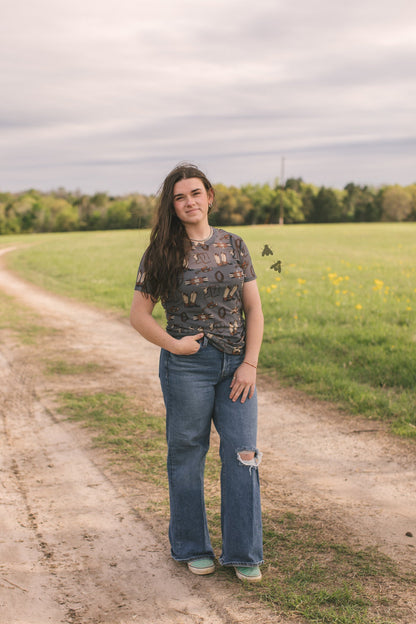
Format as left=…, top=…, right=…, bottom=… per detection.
left=279, top=156, right=285, bottom=226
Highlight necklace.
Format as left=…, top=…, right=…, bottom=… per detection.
left=189, top=226, right=213, bottom=243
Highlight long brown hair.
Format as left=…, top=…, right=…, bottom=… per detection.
left=142, top=163, right=214, bottom=302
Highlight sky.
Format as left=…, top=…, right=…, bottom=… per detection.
left=1, top=0, right=415, bottom=195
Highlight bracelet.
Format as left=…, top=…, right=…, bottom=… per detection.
left=243, top=361, right=257, bottom=369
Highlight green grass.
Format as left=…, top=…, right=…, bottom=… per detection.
left=252, top=512, right=413, bottom=624
left=3, top=230, right=148, bottom=314
left=0, top=290, right=57, bottom=344
left=4, top=223, right=416, bottom=436
left=253, top=223, right=416, bottom=437
left=60, top=391, right=168, bottom=486
left=45, top=359, right=104, bottom=375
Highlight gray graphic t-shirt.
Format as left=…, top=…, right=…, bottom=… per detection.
left=135, top=228, right=256, bottom=354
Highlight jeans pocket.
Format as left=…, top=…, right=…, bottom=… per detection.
left=198, top=335, right=209, bottom=350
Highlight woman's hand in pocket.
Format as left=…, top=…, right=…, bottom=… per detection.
left=172, top=333, right=204, bottom=355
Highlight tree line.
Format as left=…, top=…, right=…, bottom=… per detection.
left=1, top=179, right=416, bottom=234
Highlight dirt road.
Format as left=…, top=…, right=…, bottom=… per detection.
left=0, top=248, right=415, bottom=623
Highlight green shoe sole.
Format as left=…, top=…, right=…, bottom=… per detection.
left=187, top=558, right=215, bottom=575
left=235, top=565, right=262, bottom=582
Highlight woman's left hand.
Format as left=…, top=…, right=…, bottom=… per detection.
left=229, top=362, right=257, bottom=403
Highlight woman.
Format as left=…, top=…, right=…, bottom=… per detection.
left=130, top=163, right=264, bottom=582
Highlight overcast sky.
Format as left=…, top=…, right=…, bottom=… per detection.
left=1, top=0, right=415, bottom=195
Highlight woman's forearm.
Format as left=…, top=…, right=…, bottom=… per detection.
left=130, top=306, right=179, bottom=352
left=244, top=307, right=264, bottom=366
left=242, top=280, right=264, bottom=367
left=129, top=291, right=203, bottom=356
left=230, top=298, right=263, bottom=403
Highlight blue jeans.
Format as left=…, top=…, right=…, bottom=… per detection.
left=159, top=341, right=263, bottom=566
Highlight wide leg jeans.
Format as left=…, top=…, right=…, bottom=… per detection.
left=159, top=342, right=263, bottom=566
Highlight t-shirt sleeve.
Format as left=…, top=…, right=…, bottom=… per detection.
left=233, top=235, right=257, bottom=282
left=134, top=253, right=148, bottom=292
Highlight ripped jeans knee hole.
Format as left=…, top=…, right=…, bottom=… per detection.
left=237, top=449, right=263, bottom=473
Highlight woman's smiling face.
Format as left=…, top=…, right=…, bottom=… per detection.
left=172, top=177, right=213, bottom=227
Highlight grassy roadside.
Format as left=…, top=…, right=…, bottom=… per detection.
left=3, top=224, right=416, bottom=439
left=60, top=390, right=414, bottom=624
left=1, top=288, right=415, bottom=623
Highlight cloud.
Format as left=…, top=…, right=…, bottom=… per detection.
left=1, top=0, right=415, bottom=193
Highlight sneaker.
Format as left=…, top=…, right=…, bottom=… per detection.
left=234, top=565, right=262, bottom=582
left=187, top=558, right=215, bottom=575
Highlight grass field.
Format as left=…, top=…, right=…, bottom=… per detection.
left=3, top=223, right=416, bottom=437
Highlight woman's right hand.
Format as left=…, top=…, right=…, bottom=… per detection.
left=172, top=333, right=204, bottom=355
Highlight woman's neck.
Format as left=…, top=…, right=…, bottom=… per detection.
left=185, top=223, right=212, bottom=242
